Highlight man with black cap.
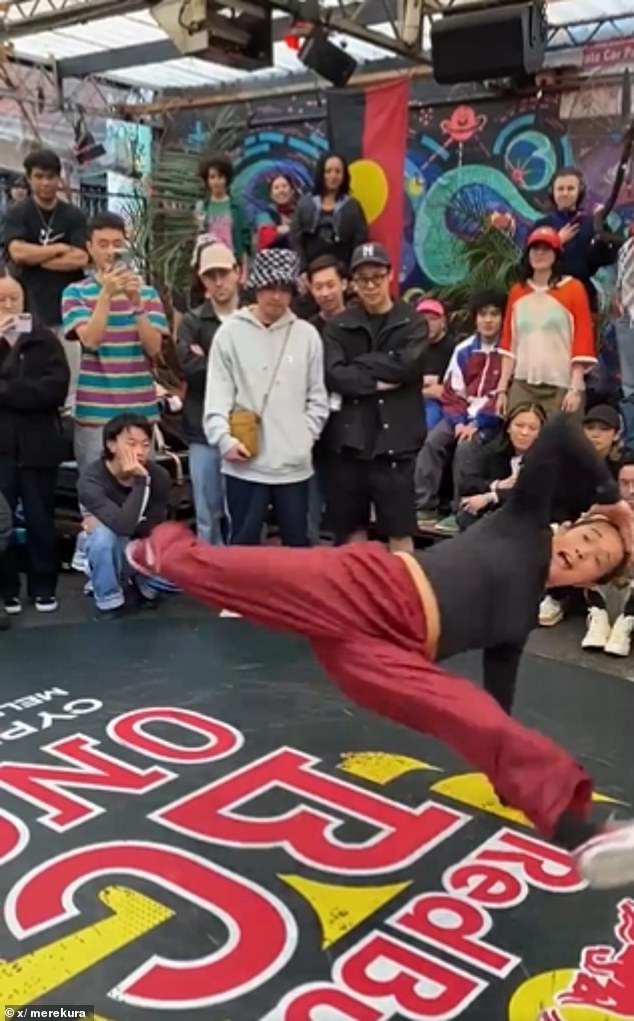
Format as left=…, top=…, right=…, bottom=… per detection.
left=322, top=242, right=428, bottom=552
left=204, top=248, right=329, bottom=547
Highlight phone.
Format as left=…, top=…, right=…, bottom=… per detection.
left=15, top=313, right=32, bottom=333
left=113, top=249, right=135, bottom=271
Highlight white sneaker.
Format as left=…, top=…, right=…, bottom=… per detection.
left=219, top=608, right=242, bottom=618
left=539, top=595, right=563, bottom=627
left=581, top=607, right=611, bottom=650
left=604, top=613, right=634, bottom=657
left=575, top=820, right=634, bottom=889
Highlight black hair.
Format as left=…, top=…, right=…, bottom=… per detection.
left=11, top=175, right=28, bottom=191
left=87, top=211, right=126, bottom=238
left=103, top=414, right=153, bottom=459
left=269, top=172, right=295, bottom=192
left=199, top=153, right=233, bottom=187
left=23, top=148, right=61, bottom=177
left=619, top=452, right=634, bottom=469
left=306, top=254, right=348, bottom=281
left=549, top=166, right=586, bottom=207
left=312, top=152, right=350, bottom=199
left=519, top=245, right=564, bottom=287
left=470, top=289, right=506, bottom=316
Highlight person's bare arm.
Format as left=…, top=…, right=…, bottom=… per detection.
left=123, top=273, right=163, bottom=359
left=42, top=247, right=89, bottom=272
left=75, top=290, right=112, bottom=351
left=8, top=240, right=68, bottom=267
left=135, top=310, right=163, bottom=359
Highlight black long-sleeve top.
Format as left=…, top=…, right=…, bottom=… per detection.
left=78, top=459, right=170, bottom=538
left=415, top=415, right=619, bottom=702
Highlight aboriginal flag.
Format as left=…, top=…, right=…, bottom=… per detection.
left=327, top=78, right=409, bottom=284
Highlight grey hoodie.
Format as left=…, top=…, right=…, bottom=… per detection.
left=204, top=307, right=329, bottom=484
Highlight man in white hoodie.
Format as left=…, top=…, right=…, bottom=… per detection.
left=204, top=248, right=329, bottom=545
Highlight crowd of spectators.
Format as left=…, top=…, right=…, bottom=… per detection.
left=1, top=146, right=633, bottom=663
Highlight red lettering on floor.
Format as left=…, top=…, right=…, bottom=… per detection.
left=153, top=747, right=466, bottom=874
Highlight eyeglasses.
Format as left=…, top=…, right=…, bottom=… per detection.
left=353, top=272, right=388, bottom=288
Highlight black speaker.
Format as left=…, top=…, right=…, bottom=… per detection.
left=298, top=26, right=358, bottom=87
left=431, top=1, right=546, bottom=84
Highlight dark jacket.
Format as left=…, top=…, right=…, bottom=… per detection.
left=0, top=325, right=69, bottom=469
left=461, top=434, right=516, bottom=499
left=291, top=194, right=368, bottom=271
left=78, top=459, right=170, bottom=538
left=463, top=431, right=622, bottom=523
left=535, top=209, right=619, bottom=309
left=177, top=302, right=224, bottom=444
left=0, top=490, right=11, bottom=554
left=323, top=299, right=428, bottom=459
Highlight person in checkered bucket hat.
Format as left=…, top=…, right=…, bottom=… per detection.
left=247, top=248, right=301, bottom=292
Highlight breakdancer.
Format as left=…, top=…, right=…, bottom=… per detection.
left=128, top=415, right=634, bottom=889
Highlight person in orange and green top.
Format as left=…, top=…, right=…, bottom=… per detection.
left=496, top=226, right=596, bottom=419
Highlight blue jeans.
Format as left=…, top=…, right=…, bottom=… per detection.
left=189, top=442, right=227, bottom=545
left=225, top=477, right=309, bottom=546
left=85, top=524, right=178, bottom=611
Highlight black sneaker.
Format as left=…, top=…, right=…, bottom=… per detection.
left=34, top=596, right=59, bottom=613
left=4, top=597, right=22, bottom=615
left=96, top=604, right=128, bottom=620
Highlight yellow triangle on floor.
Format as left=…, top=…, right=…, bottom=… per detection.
left=279, top=873, right=411, bottom=949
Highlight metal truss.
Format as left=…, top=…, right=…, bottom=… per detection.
left=0, top=0, right=150, bottom=37
left=548, top=12, right=634, bottom=52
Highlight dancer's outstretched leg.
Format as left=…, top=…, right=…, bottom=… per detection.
left=128, top=524, right=634, bottom=888
left=127, top=522, right=429, bottom=649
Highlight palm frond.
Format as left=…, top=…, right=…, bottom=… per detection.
left=145, top=106, right=246, bottom=294
left=438, top=222, right=522, bottom=324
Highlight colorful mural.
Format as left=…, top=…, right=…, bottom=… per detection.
left=174, top=88, right=634, bottom=293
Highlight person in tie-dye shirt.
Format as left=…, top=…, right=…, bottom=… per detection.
left=194, top=153, right=251, bottom=283
left=62, top=211, right=169, bottom=474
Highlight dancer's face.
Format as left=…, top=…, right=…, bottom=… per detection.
left=549, top=519, right=624, bottom=587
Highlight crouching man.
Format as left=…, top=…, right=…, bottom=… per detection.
left=78, top=413, right=177, bottom=616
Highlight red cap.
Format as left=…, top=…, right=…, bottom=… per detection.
left=526, top=226, right=562, bottom=251
left=416, top=298, right=446, bottom=317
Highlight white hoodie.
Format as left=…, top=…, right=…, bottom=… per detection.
left=204, top=307, right=329, bottom=484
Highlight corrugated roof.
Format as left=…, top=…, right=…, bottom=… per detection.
left=7, top=1, right=634, bottom=92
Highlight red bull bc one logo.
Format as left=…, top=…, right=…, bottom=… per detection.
left=510, top=898, right=634, bottom=1021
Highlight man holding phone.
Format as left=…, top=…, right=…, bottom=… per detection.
left=62, top=211, right=169, bottom=474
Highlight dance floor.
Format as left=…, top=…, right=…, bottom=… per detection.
left=1, top=615, right=633, bottom=1021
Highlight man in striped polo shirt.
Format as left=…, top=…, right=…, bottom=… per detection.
left=62, top=211, right=169, bottom=473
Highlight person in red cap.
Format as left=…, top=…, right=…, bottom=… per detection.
left=496, top=226, right=595, bottom=419
left=415, top=297, right=456, bottom=432
left=126, top=412, right=634, bottom=890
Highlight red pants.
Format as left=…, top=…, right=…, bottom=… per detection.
left=145, top=524, right=592, bottom=837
